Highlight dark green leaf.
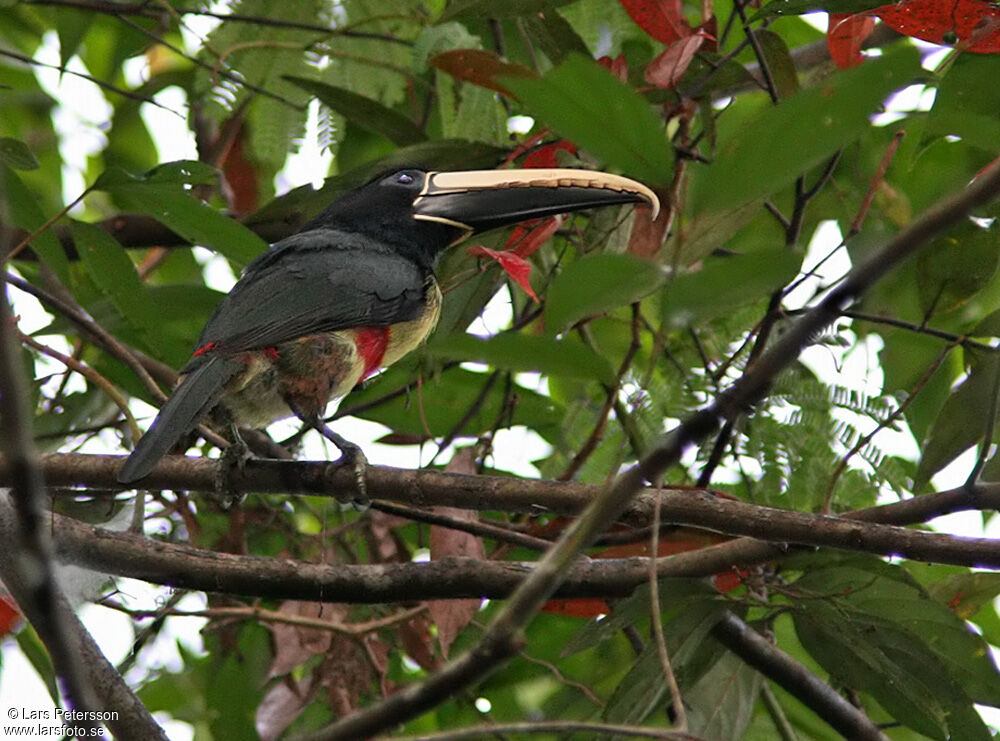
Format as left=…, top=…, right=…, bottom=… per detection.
left=520, top=10, right=591, bottom=62
left=502, top=54, right=674, bottom=185
left=661, top=247, right=802, bottom=327
left=604, top=600, right=728, bottom=723
left=752, top=30, right=799, bottom=99
left=442, top=0, right=577, bottom=21
left=689, top=46, right=920, bottom=214
left=71, top=222, right=161, bottom=349
left=794, top=602, right=949, bottom=739
left=94, top=165, right=267, bottom=267
left=426, top=331, right=616, bottom=384
left=915, top=354, right=1000, bottom=491
left=754, top=0, right=890, bottom=19
left=56, top=8, right=94, bottom=69
left=915, top=222, right=1000, bottom=320
left=686, top=649, right=762, bottom=739
left=285, top=76, right=427, bottom=146
left=94, top=160, right=218, bottom=189
left=0, top=136, right=38, bottom=170
left=793, top=558, right=1000, bottom=723
left=0, top=164, right=69, bottom=283
left=926, top=55, right=1000, bottom=153
left=546, top=253, right=665, bottom=335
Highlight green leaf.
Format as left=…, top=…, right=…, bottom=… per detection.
left=926, top=55, right=1000, bottom=153
left=546, top=253, right=665, bottom=335
left=426, top=332, right=616, bottom=384
left=16, top=626, right=60, bottom=706
left=70, top=222, right=162, bottom=350
left=0, top=164, right=70, bottom=283
left=56, top=8, right=94, bottom=70
left=604, top=599, right=728, bottom=723
left=94, top=164, right=267, bottom=268
left=915, top=354, right=1000, bottom=491
left=927, top=572, right=1000, bottom=621
left=686, top=649, right=762, bottom=739
left=794, top=602, right=950, bottom=739
left=752, top=30, right=799, bottom=99
left=754, top=0, right=890, bottom=19
left=285, top=76, right=427, bottom=147
left=502, top=54, right=674, bottom=185
left=689, top=46, right=921, bottom=215
left=661, top=247, right=802, bottom=327
left=0, top=137, right=39, bottom=170
left=520, top=10, right=591, bottom=63
left=791, top=557, right=1000, bottom=734
left=441, top=0, right=577, bottom=21
left=93, top=160, right=219, bottom=189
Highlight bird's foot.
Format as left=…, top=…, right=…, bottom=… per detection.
left=319, top=428, right=369, bottom=509
left=213, top=432, right=252, bottom=509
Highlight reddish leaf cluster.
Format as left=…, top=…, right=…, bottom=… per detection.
left=540, top=520, right=744, bottom=618
left=620, top=0, right=717, bottom=89
left=829, top=0, right=1000, bottom=69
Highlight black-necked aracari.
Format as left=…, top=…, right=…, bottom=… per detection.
left=116, top=168, right=659, bottom=498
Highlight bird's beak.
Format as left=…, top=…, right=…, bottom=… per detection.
left=411, top=168, right=660, bottom=237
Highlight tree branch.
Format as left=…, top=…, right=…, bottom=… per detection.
left=711, top=612, right=889, bottom=741
left=0, top=274, right=100, bottom=731
left=29, top=479, right=1000, bottom=604
left=0, top=503, right=167, bottom=738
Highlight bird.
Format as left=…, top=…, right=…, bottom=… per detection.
left=116, top=167, right=659, bottom=502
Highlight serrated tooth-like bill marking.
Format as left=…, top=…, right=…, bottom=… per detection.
left=418, top=168, right=660, bottom=218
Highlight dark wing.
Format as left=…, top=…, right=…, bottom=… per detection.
left=185, top=229, right=428, bottom=370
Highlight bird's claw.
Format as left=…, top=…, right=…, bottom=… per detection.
left=213, top=437, right=252, bottom=508
left=334, top=442, right=369, bottom=510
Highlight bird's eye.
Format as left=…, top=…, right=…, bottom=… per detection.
left=396, top=172, right=414, bottom=185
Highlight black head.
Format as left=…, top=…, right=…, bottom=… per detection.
left=309, top=167, right=660, bottom=268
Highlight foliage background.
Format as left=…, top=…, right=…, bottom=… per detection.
left=1, top=0, right=1000, bottom=739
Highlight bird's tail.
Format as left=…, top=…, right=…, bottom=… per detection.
left=117, top=356, right=239, bottom=483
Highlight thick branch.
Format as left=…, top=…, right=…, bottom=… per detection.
left=18, top=450, right=1000, bottom=531
left=0, top=276, right=100, bottom=729
left=36, top=487, right=1000, bottom=604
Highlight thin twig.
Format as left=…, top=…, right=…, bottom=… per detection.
left=0, top=49, right=178, bottom=114
left=19, top=331, right=141, bottom=443
left=648, top=496, right=686, bottom=731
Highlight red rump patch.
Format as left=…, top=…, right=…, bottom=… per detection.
left=261, top=347, right=280, bottom=361
left=355, top=327, right=390, bottom=378
left=192, top=341, right=220, bottom=357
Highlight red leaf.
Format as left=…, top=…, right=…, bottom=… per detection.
left=429, top=49, right=535, bottom=98
left=619, top=0, right=692, bottom=44
left=503, top=130, right=550, bottom=167
left=505, top=216, right=562, bottom=258
left=523, top=139, right=578, bottom=169
left=542, top=598, right=611, bottom=618
left=220, top=124, right=259, bottom=216
left=627, top=189, right=669, bottom=258
left=828, top=13, right=877, bottom=69
left=0, top=595, right=20, bottom=636
left=873, top=0, right=1000, bottom=52
left=698, top=16, right=719, bottom=52
left=597, top=54, right=630, bottom=82
left=644, top=34, right=707, bottom=90
left=468, top=245, right=539, bottom=301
